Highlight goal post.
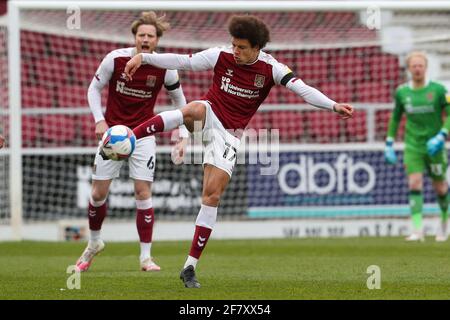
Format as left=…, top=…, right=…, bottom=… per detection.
left=4, top=0, right=450, bottom=240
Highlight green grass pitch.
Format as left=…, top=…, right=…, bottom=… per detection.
left=0, top=237, right=449, bottom=300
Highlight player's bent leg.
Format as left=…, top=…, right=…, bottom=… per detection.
left=180, top=165, right=230, bottom=288
left=134, top=180, right=160, bottom=271
left=132, top=101, right=206, bottom=139
left=180, top=101, right=207, bottom=133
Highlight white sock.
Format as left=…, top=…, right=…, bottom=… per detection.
left=441, top=221, right=447, bottom=234
left=184, top=255, right=199, bottom=269
left=161, top=109, right=183, bottom=131
left=140, top=242, right=152, bottom=262
left=90, top=230, right=101, bottom=242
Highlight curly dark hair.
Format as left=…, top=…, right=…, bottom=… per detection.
left=131, top=11, right=170, bottom=37
left=228, top=15, right=270, bottom=49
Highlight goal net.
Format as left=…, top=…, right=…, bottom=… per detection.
left=2, top=1, right=450, bottom=239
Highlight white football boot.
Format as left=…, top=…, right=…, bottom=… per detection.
left=405, top=230, right=425, bottom=242
left=140, top=257, right=161, bottom=271
left=75, top=239, right=105, bottom=272
left=435, top=221, right=448, bottom=242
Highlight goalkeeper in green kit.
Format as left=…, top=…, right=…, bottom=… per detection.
left=385, top=51, right=450, bottom=242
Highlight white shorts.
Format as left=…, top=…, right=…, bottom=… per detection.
left=198, top=100, right=241, bottom=177
left=92, top=136, right=156, bottom=181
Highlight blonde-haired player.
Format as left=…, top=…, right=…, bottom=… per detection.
left=385, top=51, right=450, bottom=242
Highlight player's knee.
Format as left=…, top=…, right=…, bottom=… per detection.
left=435, top=182, right=448, bottom=196
left=134, top=183, right=151, bottom=200
left=182, top=103, right=205, bottom=130
left=202, top=192, right=221, bottom=207
left=408, top=176, right=422, bottom=190
left=91, top=190, right=107, bottom=203
left=135, top=189, right=151, bottom=200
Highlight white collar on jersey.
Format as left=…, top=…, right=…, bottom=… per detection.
left=408, top=77, right=430, bottom=89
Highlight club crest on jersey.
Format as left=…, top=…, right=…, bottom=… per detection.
left=120, top=72, right=128, bottom=80
left=254, top=74, right=265, bottom=88
left=427, top=92, right=434, bottom=102
left=146, top=75, right=156, bottom=87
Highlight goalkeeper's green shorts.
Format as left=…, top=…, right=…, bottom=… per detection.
left=404, top=148, right=448, bottom=181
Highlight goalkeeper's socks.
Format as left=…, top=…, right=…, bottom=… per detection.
left=133, top=110, right=183, bottom=139
left=409, top=190, right=423, bottom=230
left=88, top=198, right=107, bottom=232
left=437, top=193, right=449, bottom=224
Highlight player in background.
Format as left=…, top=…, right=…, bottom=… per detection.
left=384, top=51, right=450, bottom=242
left=75, top=11, right=189, bottom=272
left=0, top=134, right=4, bottom=148
left=123, top=15, right=353, bottom=288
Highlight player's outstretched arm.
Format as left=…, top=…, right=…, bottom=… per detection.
left=333, top=103, right=353, bottom=119
left=284, top=77, right=353, bottom=119
left=125, top=48, right=219, bottom=81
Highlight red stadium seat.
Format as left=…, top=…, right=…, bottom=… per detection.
left=57, top=85, right=89, bottom=108
left=317, top=82, right=353, bottom=103
left=269, top=111, right=304, bottom=142
left=305, top=111, right=341, bottom=143
left=366, top=54, right=400, bottom=82
left=78, top=114, right=98, bottom=147
left=323, top=12, right=356, bottom=27
left=87, top=40, right=122, bottom=58
left=21, top=57, right=36, bottom=85
left=48, top=34, right=83, bottom=56
left=307, top=27, right=341, bottom=43
left=41, top=115, right=77, bottom=145
left=344, top=110, right=367, bottom=142
left=22, top=115, right=40, bottom=147
left=331, top=55, right=366, bottom=82
left=354, top=82, right=393, bottom=103
left=70, top=56, right=101, bottom=85
left=0, top=116, right=40, bottom=147
left=296, top=52, right=328, bottom=84
left=22, top=86, right=53, bottom=108
left=21, top=31, right=46, bottom=56
left=35, top=57, right=71, bottom=85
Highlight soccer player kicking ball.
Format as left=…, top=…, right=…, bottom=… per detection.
left=75, top=12, right=189, bottom=272
left=0, top=134, right=4, bottom=148
left=123, top=15, right=353, bottom=288
left=384, top=51, right=450, bottom=242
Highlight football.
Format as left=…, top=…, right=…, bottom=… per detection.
left=101, top=125, right=136, bottom=161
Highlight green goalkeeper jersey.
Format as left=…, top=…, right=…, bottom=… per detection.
left=387, top=80, right=450, bottom=153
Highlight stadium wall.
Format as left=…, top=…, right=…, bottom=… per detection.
left=0, top=218, right=442, bottom=242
